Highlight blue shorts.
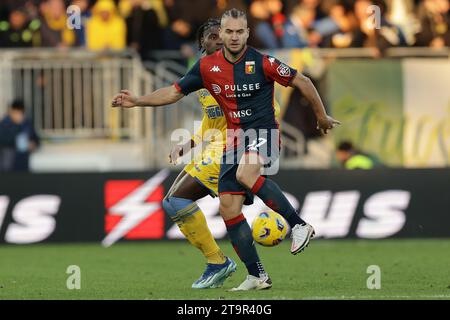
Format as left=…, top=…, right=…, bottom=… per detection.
left=218, top=128, right=280, bottom=205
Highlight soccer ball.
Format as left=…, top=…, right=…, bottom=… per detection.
left=251, top=210, right=288, bottom=247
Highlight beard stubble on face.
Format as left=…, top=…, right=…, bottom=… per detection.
left=224, top=42, right=246, bottom=60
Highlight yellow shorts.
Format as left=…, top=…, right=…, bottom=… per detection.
left=184, top=146, right=222, bottom=197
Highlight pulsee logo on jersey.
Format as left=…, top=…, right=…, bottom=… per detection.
left=211, top=84, right=221, bottom=95
left=211, top=83, right=261, bottom=98
left=224, top=83, right=261, bottom=92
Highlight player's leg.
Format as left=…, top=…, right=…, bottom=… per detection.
left=218, top=160, right=271, bottom=291
left=219, top=193, right=272, bottom=291
left=236, top=151, right=315, bottom=255
left=163, top=169, right=235, bottom=288
left=165, top=169, right=188, bottom=199
left=236, top=152, right=306, bottom=227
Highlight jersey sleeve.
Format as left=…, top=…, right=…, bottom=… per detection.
left=262, top=55, right=297, bottom=87
left=174, top=60, right=203, bottom=95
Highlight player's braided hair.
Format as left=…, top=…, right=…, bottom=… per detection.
left=196, top=18, right=221, bottom=52
left=221, top=8, right=247, bottom=24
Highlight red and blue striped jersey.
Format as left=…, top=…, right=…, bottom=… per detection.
left=175, top=46, right=297, bottom=132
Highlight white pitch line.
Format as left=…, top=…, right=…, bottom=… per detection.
left=304, top=295, right=450, bottom=299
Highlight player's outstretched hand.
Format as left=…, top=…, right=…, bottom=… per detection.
left=168, top=145, right=183, bottom=165
left=111, top=90, right=138, bottom=108
left=317, top=115, right=341, bottom=134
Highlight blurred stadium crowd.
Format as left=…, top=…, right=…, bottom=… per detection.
left=0, top=0, right=449, bottom=60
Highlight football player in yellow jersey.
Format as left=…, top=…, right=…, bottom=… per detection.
left=162, top=19, right=236, bottom=289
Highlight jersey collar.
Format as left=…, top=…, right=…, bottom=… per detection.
left=221, top=46, right=248, bottom=65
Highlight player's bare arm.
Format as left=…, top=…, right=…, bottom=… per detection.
left=290, top=73, right=341, bottom=134
left=169, top=139, right=196, bottom=165
left=111, top=85, right=184, bottom=108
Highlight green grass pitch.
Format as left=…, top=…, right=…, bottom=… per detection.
left=1, top=239, right=449, bottom=300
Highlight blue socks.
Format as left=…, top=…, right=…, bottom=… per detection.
left=225, top=214, right=266, bottom=277
left=250, top=176, right=306, bottom=227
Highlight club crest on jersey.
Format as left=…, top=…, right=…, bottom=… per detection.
left=277, top=63, right=290, bottom=77
left=245, top=61, right=255, bottom=74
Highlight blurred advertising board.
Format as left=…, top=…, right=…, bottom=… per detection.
left=0, top=169, right=449, bottom=244
left=326, top=59, right=450, bottom=168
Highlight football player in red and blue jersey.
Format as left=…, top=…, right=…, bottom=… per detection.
left=112, top=8, right=340, bottom=291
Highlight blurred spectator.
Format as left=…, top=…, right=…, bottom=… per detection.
left=0, top=0, right=447, bottom=51
left=415, top=0, right=450, bottom=47
left=163, top=0, right=215, bottom=50
left=282, top=5, right=315, bottom=48
left=0, top=100, right=40, bottom=172
left=348, top=0, right=407, bottom=54
left=271, top=1, right=286, bottom=44
left=0, top=2, right=9, bottom=22
left=250, top=0, right=285, bottom=48
left=0, top=8, right=39, bottom=47
left=213, top=0, right=249, bottom=16
left=335, top=141, right=383, bottom=169
left=86, top=0, right=126, bottom=51
left=146, top=0, right=171, bottom=28
left=39, top=0, right=75, bottom=47
left=312, top=0, right=356, bottom=48
left=386, top=0, right=419, bottom=46
left=70, top=0, right=92, bottom=47
left=125, top=0, right=163, bottom=59
left=284, top=0, right=326, bottom=19
left=21, top=0, right=41, bottom=21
